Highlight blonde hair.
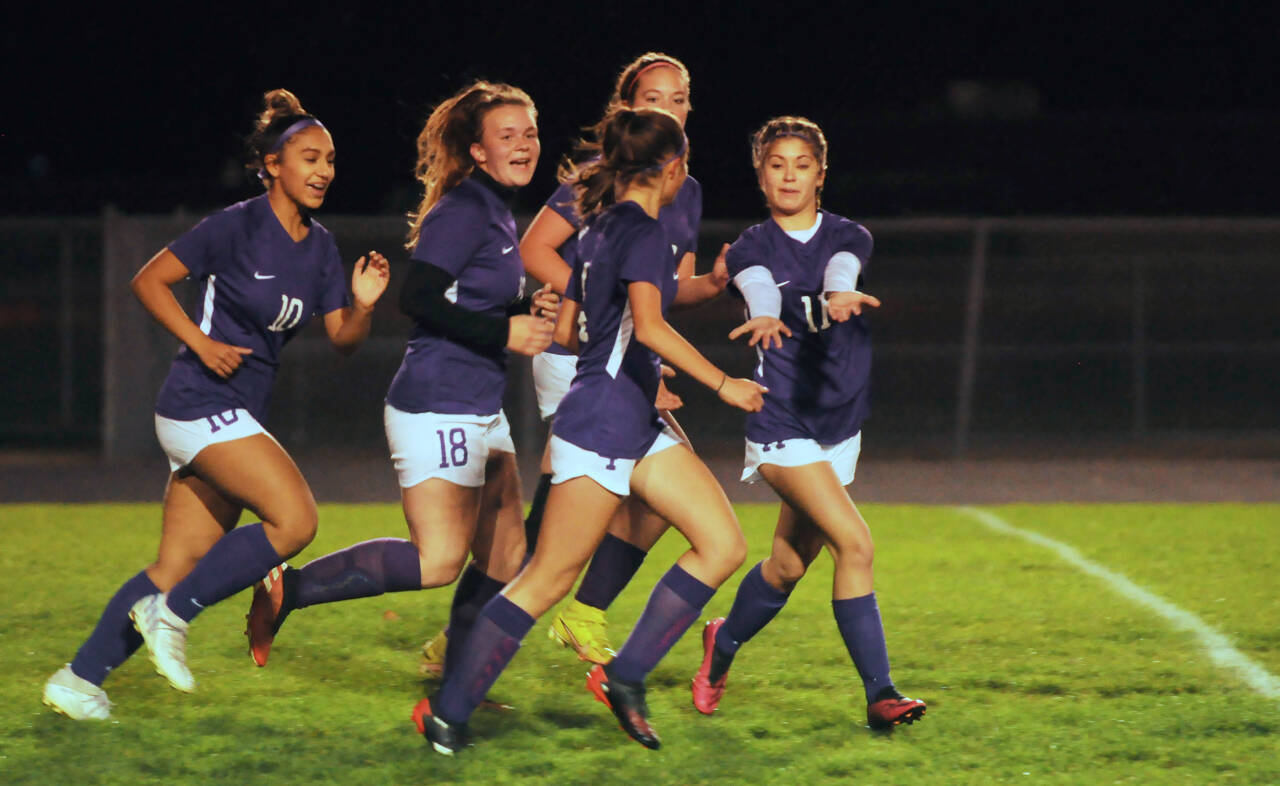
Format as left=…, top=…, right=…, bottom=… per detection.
left=611, top=52, right=692, bottom=110
left=406, top=81, right=535, bottom=250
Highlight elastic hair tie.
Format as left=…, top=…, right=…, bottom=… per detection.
left=644, top=134, right=689, bottom=173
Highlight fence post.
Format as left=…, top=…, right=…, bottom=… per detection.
left=955, top=219, right=989, bottom=457
left=58, top=224, right=74, bottom=430
left=1131, top=256, right=1147, bottom=437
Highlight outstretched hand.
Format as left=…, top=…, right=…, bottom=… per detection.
left=351, top=251, right=391, bottom=310
left=728, top=315, right=792, bottom=350
left=826, top=290, right=881, bottom=322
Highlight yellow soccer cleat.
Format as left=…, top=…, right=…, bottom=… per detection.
left=548, top=600, right=615, bottom=664
left=419, top=629, right=448, bottom=677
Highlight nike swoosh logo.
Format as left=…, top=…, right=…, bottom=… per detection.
left=776, top=280, right=791, bottom=288
left=671, top=244, right=678, bottom=255
left=254, top=272, right=276, bottom=280
left=502, top=246, right=515, bottom=254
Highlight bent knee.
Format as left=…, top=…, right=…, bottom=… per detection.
left=418, top=547, right=470, bottom=588
left=829, top=539, right=874, bottom=571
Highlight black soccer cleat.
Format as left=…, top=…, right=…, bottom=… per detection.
left=586, top=664, right=661, bottom=749
left=866, top=686, right=927, bottom=730
left=411, top=696, right=466, bottom=755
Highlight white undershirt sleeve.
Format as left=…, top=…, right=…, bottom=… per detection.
left=823, top=251, right=863, bottom=293
left=733, top=265, right=782, bottom=319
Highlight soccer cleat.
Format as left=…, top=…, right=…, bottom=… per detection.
left=246, top=563, right=290, bottom=667
left=129, top=593, right=195, bottom=693
left=419, top=629, right=448, bottom=677
left=691, top=617, right=729, bottom=714
left=586, top=664, right=660, bottom=749
left=411, top=696, right=465, bottom=755
left=43, top=665, right=112, bottom=721
left=866, top=686, right=927, bottom=729
left=548, top=600, right=615, bottom=664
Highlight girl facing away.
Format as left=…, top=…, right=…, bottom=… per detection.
left=43, top=89, right=389, bottom=719
left=690, top=116, right=926, bottom=731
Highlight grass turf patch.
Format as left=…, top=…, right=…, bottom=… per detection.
left=3, top=502, right=1278, bottom=784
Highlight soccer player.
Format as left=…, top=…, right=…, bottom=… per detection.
left=417, top=52, right=728, bottom=673
left=42, top=89, right=390, bottom=719
left=411, top=106, right=764, bottom=754
left=689, top=117, right=926, bottom=730
left=243, top=82, right=558, bottom=687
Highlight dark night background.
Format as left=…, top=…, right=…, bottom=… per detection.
left=6, top=2, right=1280, bottom=219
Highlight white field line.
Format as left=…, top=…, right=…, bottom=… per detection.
left=956, top=506, right=1280, bottom=700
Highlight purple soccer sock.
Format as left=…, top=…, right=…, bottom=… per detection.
left=833, top=592, right=895, bottom=703
left=166, top=523, right=283, bottom=623
left=609, top=564, right=715, bottom=684
left=433, top=594, right=534, bottom=724
left=69, top=570, right=159, bottom=685
left=715, top=561, right=791, bottom=655
left=574, top=533, right=648, bottom=610
left=441, top=564, right=506, bottom=681
left=293, top=537, right=421, bottom=608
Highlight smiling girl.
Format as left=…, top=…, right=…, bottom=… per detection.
left=689, top=116, right=926, bottom=731
left=243, top=82, right=559, bottom=693
left=43, top=89, right=389, bottom=719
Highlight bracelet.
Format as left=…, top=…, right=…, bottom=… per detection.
left=715, top=373, right=728, bottom=393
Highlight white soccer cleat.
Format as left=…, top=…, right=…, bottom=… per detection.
left=43, top=665, right=112, bottom=720
left=129, top=593, right=196, bottom=693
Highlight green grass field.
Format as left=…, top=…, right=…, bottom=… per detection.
left=3, top=502, right=1278, bottom=784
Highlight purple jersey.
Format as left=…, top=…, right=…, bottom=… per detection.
left=386, top=177, right=526, bottom=415
left=154, top=193, right=349, bottom=422
left=552, top=202, right=678, bottom=458
left=542, top=174, right=701, bottom=357
left=726, top=211, right=874, bottom=445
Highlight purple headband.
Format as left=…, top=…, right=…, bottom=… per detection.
left=646, top=133, right=689, bottom=172
left=258, top=118, right=325, bottom=181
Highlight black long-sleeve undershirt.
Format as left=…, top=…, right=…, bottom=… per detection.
left=398, top=260, right=531, bottom=356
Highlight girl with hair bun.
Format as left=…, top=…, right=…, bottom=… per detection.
left=418, top=52, right=729, bottom=674
left=412, top=106, right=764, bottom=755
left=689, top=116, right=926, bottom=731
left=242, top=81, right=559, bottom=698
left=43, top=89, right=389, bottom=719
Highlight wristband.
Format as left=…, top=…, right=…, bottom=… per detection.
left=715, top=373, right=728, bottom=393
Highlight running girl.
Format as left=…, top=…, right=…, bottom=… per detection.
left=243, top=82, right=558, bottom=691
left=689, top=116, right=926, bottom=730
left=43, top=89, right=390, bottom=719
left=411, top=106, right=764, bottom=754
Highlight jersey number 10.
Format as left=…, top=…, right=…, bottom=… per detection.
left=267, top=295, right=305, bottom=332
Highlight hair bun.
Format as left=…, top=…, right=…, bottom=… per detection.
left=258, top=89, right=307, bottom=131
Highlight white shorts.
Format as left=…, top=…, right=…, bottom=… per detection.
left=549, top=426, right=683, bottom=496
left=384, top=404, right=515, bottom=489
left=154, top=409, right=273, bottom=473
left=742, top=431, right=862, bottom=486
left=532, top=351, right=578, bottom=421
